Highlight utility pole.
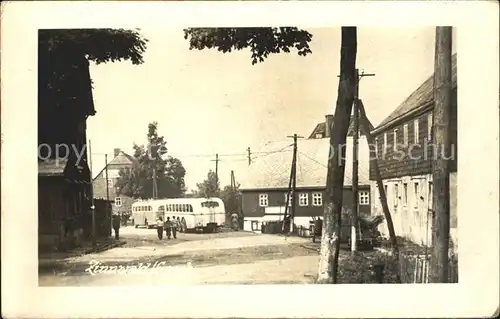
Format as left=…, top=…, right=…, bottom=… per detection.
left=282, top=157, right=294, bottom=233
left=211, top=154, right=220, bottom=194
left=247, top=147, right=252, bottom=166
left=357, top=98, right=401, bottom=283
left=351, top=68, right=375, bottom=253
left=105, top=154, right=111, bottom=237
left=287, top=134, right=303, bottom=233
left=88, top=140, right=96, bottom=247
left=429, top=26, right=453, bottom=283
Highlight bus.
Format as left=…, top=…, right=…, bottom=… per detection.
left=131, top=200, right=161, bottom=228
left=150, top=197, right=226, bottom=232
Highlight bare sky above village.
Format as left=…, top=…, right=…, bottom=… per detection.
left=87, top=27, right=457, bottom=191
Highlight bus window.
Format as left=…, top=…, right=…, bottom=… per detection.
left=182, top=204, right=186, bottom=212
left=188, top=204, right=193, bottom=212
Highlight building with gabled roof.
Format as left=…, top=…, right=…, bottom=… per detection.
left=369, top=53, right=457, bottom=250
left=93, top=148, right=137, bottom=217
left=239, top=114, right=372, bottom=233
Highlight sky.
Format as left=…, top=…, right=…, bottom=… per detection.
left=87, top=27, right=457, bottom=191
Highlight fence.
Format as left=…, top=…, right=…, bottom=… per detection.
left=398, top=253, right=459, bottom=283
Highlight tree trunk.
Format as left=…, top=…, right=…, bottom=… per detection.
left=429, top=26, right=453, bottom=283
left=357, top=99, right=401, bottom=283
left=317, top=27, right=357, bottom=284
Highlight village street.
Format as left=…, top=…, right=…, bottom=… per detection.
left=39, top=227, right=323, bottom=286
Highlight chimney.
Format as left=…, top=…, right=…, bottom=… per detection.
left=113, top=148, right=121, bottom=158
left=325, top=114, right=334, bottom=138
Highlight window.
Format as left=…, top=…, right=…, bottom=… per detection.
left=427, top=113, right=433, bottom=141
left=403, top=183, right=408, bottom=206
left=393, top=184, right=399, bottom=207
left=428, top=182, right=433, bottom=207
left=259, top=194, right=268, bottom=207
left=383, top=133, right=387, bottom=154
left=312, top=193, right=323, bottom=206
left=251, top=221, right=259, bottom=231
left=359, top=191, right=369, bottom=205
left=374, top=137, right=379, bottom=158
left=403, top=124, right=409, bottom=145
left=414, top=119, right=420, bottom=144
left=284, top=192, right=292, bottom=206
left=188, top=204, right=193, bottom=212
left=298, top=193, right=308, bottom=206
left=393, top=129, right=398, bottom=151
left=107, top=178, right=113, bottom=188
left=115, top=197, right=122, bottom=207
left=414, top=182, right=420, bottom=208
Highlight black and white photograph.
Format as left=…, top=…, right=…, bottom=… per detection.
left=2, top=1, right=499, bottom=318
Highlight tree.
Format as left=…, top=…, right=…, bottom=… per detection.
left=115, top=122, right=186, bottom=199
left=184, top=27, right=313, bottom=65
left=184, top=27, right=358, bottom=283
left=220, top=183, right=241, bottom=223
left=38, top=28, right=148, bottom=156
left=194, top=170, right=220, bottom=198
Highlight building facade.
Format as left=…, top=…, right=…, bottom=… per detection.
left=38, top=48, right=96, bottom=251
left=240, top=114, right=373, bottom=232
left=369, top=53, right=458, bottom=250
left=93, top=148, right=136, bottom=217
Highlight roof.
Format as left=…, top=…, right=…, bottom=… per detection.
left=93, top=150, right=136, bottom=181
left=309, top=113, right=375, bottom=139
left=239, top=137, right=370, bottom=191
left=374, top=53, right=457, bottom=133
left=39, top=158, right=90, bottom=183
left=38, top=158, right=69, bottom=176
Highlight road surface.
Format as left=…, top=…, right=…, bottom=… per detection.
left=39, top=226, right=320, bottom=286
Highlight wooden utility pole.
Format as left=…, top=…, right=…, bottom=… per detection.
left=88, top=140, right=96, bottom=247
left=211, top=154, right=220, bottom=193
left=247, top=147, right=252, bottom=165
left=282, top=157, right=294, bottom=233
left=429, top=26, right=453, bottom=283
left=287, top=134, right=303, bottom=233
left=351, top=69, right=375, bottom=252
left=105, top=154, right=111, bottom=236
left=357, top=99, right=401, bottom=283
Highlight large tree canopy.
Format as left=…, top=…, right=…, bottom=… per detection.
left=184, top=27, right=313, bottom=65
left=39, top=28, right=148, bottom=65
left=115, top=122, right=186, bottom=199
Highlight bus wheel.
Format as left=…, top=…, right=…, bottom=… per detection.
left=135, top=225, right=138, bottom=228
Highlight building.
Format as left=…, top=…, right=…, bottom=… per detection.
left=38, top=49, right=96, bottom=251
left=240, top=114, right=373, bottom=232
left=92, top=148, right=137, bottom=217
left=369, top=53, right=457, bottom=249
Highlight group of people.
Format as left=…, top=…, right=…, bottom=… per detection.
left=155, top=216, right=187, bottom=240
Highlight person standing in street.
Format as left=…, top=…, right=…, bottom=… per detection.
left=165, top=217, right=172, bottom=239
left=156, top=216, right=164, bottom=240
left=171, top=216, right=178, bottom=239
left=176, top=217, right=182, bottom=233
left=112, top=213, right=121, bottom=240
left=181, top=217, right=187, bottom=233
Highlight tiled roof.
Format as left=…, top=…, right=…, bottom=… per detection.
left=374, top=53, right=457, bottom=132
left=239, top=137, right=371, bottom=190
left=93, top=151, right=136, bottom=181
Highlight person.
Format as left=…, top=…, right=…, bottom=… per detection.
left=164, top=217, right=172, bottom=239
left=171, top=216, right=178, bottom=239
left=176, top=217, right=182, bottom=233
left=156, top=216, right=164, bottom=240
left=181, top=217, right=187, bottom=233
left=313, top=217, right=323, bottom=243
left=231, top=213, right=239, bottom=231
left=112, top=213, right=121, bottom=240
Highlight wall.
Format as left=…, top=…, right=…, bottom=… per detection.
left=93, top=165, right=135, bottom=216
left=370, top=90, right=458, bottom=180
left=371, top=171, right=458, bottom=251
left=242, top=187, right=371, bottom=218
